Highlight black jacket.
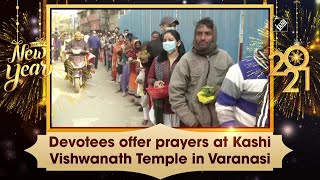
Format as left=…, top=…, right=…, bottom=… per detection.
left=143, top=39, right=163, bottom=68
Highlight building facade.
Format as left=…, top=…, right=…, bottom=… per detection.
left=51, top=10, right=79, bottom=35
left=78, top=9, right=125, bottom=34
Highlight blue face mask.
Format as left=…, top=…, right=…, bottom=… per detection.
left=163, top=41, right=177, bottom=54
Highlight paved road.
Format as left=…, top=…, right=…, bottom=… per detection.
left=51, top=60, right=145, bottom=127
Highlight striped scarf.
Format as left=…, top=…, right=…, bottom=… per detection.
left=254, top=49, right=269, bottom=127
left=253, top=49, right=268, bottom=73
left=153, top=57, right=165, bottom=125
left=256, top=84, right=269, bottom=127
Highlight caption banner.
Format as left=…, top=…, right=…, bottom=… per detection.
left=26, top=124, right=292, bottom=179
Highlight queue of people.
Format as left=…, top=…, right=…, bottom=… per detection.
left=54, top=16, right=270, bottom=128
left=112, top=16, right=269, bottom=128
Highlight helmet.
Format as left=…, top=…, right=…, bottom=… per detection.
left=74, top=31, right=82, bottom=41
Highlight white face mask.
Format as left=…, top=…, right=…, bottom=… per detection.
left=165, top=27, right=176, bottom=31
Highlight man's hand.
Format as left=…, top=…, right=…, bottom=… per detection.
left=214, top=85, right=221, bottom=97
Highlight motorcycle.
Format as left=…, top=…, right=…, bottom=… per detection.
left=64, top=48, right=94, bottom=93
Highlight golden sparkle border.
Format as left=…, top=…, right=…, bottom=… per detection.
left=46, top=4, right=274, bottom=132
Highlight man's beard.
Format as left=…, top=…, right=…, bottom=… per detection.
left=196, top=41, right=211, bottom=49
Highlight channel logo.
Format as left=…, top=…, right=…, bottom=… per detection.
left=274, top=18, right=288, bottom=32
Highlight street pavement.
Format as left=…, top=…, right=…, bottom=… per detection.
left=51, top=59, right=145, bottom=127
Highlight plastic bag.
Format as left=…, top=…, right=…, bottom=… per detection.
left=136, top=68, right=145, bottom=84
left=149, top=106, right=155, bottom=125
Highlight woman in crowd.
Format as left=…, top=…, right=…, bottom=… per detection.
left=99, top=33, right=106, bottom=63
left=111, top=34, right=125, bottom=82
left=147, top=30, right=185, bottom=127
left=128, top=39, right=142, bottom=99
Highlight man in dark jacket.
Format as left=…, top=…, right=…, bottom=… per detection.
left=143, top=31, right=162, bottom=91
left=88, top=31, right=101, bottom=69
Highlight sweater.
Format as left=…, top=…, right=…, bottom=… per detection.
left=215, top=57, right=268, bottom=127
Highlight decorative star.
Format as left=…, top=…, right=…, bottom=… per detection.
left=289, top=50, right=303, bottom=65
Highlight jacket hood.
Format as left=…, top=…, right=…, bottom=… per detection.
left=192, top=22, right=219, bottom=56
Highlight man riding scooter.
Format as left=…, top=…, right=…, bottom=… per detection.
left=64, top=31, right=89, bottom=70
left=64, top=31, right=94, bottom=92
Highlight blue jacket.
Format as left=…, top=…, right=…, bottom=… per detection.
left=88, top=35, right=101, bottom=49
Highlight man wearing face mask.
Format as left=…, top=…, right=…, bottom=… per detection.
left=169, top=17, right=234, bottom=127
left=215, top=26, right=269, bottom=128
left=159, top=16, right=186, bottom=54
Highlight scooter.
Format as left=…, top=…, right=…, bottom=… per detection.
left=64, top=48, right=93, bottom=93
